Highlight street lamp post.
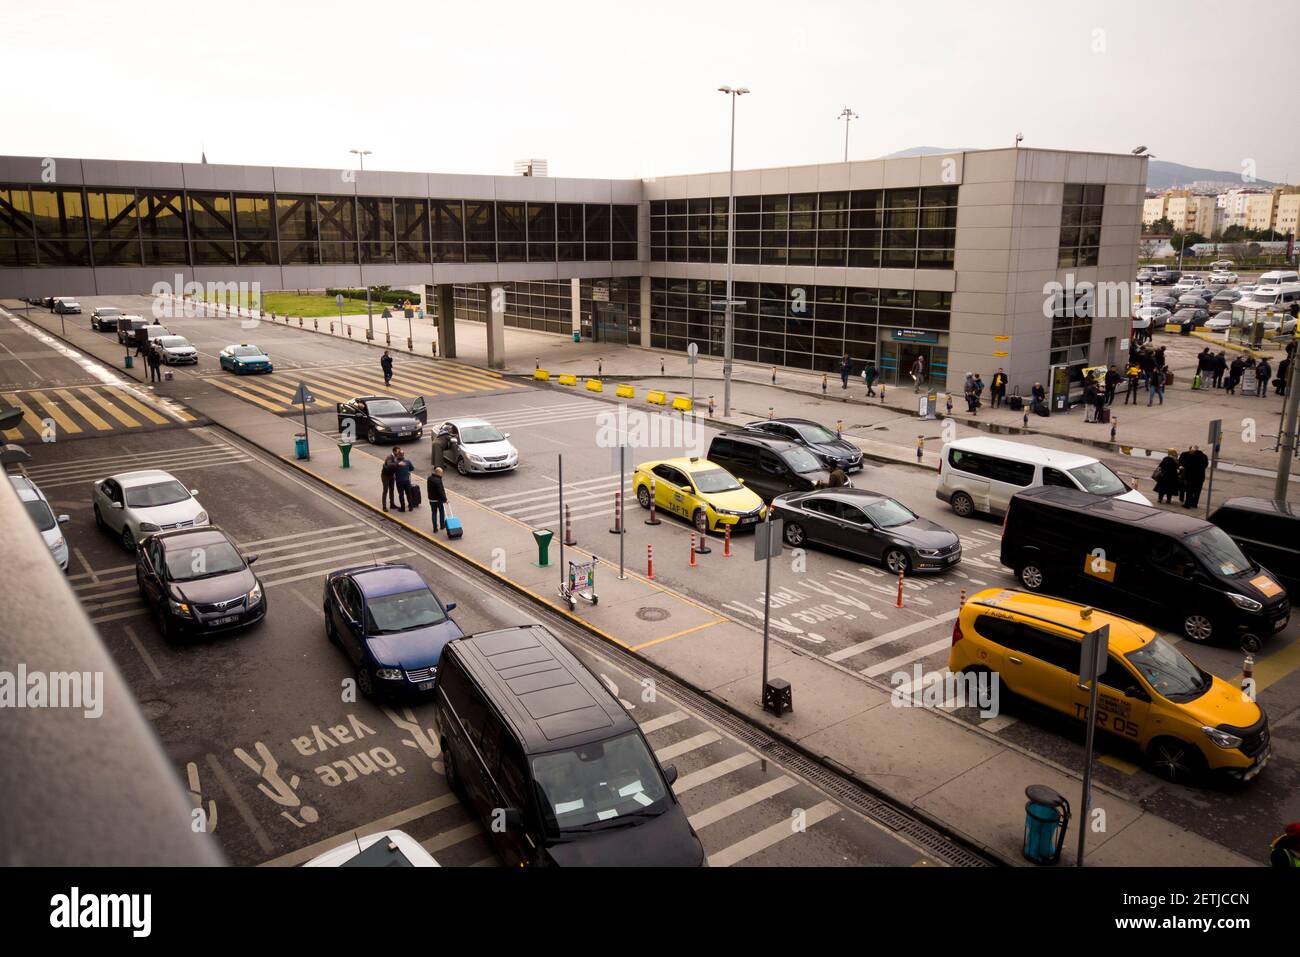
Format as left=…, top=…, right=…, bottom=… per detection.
left=718, top=85, right=749, bottom=418
left=837, top=107, right=858, bottom=162
left=349, top=149, right=372, bottom=170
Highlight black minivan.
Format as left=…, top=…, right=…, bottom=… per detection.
left=433, top=625, right=705, bottom=867
left=1210, top=497, right=1300, bottom=597
left=1002, top=486, right=1289, bottom=653
left=707, top=431, right=832, bottom=502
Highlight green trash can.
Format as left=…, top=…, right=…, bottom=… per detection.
left=572, top=331, right=580, bottom=343
left=338, top=443, right=353, bottom=468
left=294, top=434, right=309, bottom=460
left=124, top=354, right=134, bottom=369
left=532, top=528, right=554, bottom=567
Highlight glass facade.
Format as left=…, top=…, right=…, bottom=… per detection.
left=455, top=278, right=641, bottom=342
left=0, top=185, right=638, bottom=268
left=650, top=186, right=957, bottom=269
left=649, top=278, right=951, bottom=374
left=1058, top=183, right=1105, bottom=268
left=1048, top=285, right=1093, bottom=368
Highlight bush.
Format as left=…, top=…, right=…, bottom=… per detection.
left=325, top=287, right=419, bottom=307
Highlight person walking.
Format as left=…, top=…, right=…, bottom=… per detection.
left=392, top=447, right=414, bottom=511
left=1181, top=444, right=1209, bottom=509
left=1256, top=357, right=1271, bottom=397
left=1124, top=364, right=1141, bottom=404
left=1277, top=356, right=1291, bottom=396
left=1147, top=366, right=1166, bottom=406
left=146, top=347, right=162, bottom=383
left=381, top=450, right=399, bottom=511
left=1083, top=378, right=1099, bottom=422
left=990, top=368, right=1007, bottom=408
left=1212, top=351, right=1227, bottom=389
left=910, top=354, right=925, bottom=393
left=381, top=350, right=394, bottom=387
left=861, top=361, right=878, bottom=397
left=426, top=466, right=448, bottom=530
left=1226, top=356, right=1244, bottom=395
left=1153, top=449, right=1181, bottom=504
left=839, top=355, right=852, bottom=390
left=1092, top=378, right=1107, bottom=421
left=1104, top=365, right=1120, bottom=405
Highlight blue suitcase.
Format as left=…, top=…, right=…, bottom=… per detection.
left=445, top=510, right=463, bottom=539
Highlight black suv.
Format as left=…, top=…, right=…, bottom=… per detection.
left=707, top=431, right=833, bottom=502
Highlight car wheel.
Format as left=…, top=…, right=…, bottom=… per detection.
left=367, top=427, right=378, bottom=444
left=1182, top=612, right=1214, bottom=644
left=155, top=604, right=176, bottom=644
left=356, top=665, right=376, bottom=699
left=783, top=522, right=805, bottom=547
left=1017, top=562, right=1045, bottom=591
left=693, top=508, right=710, bottom=535
left=1147, top=736, right=1207, bottom=785
left=884, top=548, right=911, bottom=576
left=636, top=485, right=651, bottom=509
left=456, top=455, right=468, bottom=477
left=950, top=492, right=975, bottom=517
left=1240, top=633, right=1263, bottom=654
left=121, top=525, right=137, bottom=551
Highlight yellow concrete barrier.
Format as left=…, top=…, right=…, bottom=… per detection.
left=1163, top=323, right=1181, bottom=334
left=671, top=395, right=693, bottom=412
left=586, top=378, right=603, bottom=392
left=647, top=390, right=667, bottom=405
left=533, top=368, right=550, bottom=381
left=558, top=373, right=578, bottom=386
left=615, top=384, right=635, bottom=399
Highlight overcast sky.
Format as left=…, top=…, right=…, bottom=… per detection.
left=1, top=0, right=1295, bottom=183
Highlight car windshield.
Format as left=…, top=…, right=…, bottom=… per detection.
left=232, top=346, right=262, bottom=356
left=363, top=587, right=446, bottom=634
left=159, top=337, right=188, bottom=347
left=1068, top=461, right=1128, bottom=496
left=460, top=425, right=504, bottom=444
left=692, top=468, right=741, bottom=493
left=1185, top=527, right=1254, bottom=576
left=783, top=447, right=824, bottom=473
left=23, top=499, right=56, bottom=532
left=794, top=423, right=838, bottom=444
left=125, top=480, right=190, bottom=508
left=863, top=498, right=917, bottom=527
left=97, top=308, right=121, bottom=316
left=1125, top=636, right=1211, bottom=703
left=165, top=540, right=245, bottom=581
left=531, top=731, right=670, bottom=833
left=367, top=399, right=406, bottom=416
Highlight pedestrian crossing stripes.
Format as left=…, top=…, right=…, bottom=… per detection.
left=206, top=358, right=524, bottom=415
left=1, top=384, right=197, bottom=441
left=482, top=472, right=626, bottom=525
left=9, top=439, right=250, bottom=491
left=77, top=522, right=415, bottom=624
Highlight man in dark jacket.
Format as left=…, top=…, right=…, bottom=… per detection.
left=1104, top=366, right=1120, bottom=405
left=381, top=451, right=399, bottom=511
left=426, top=466, right=448, bottom=530
left=1031, top=381, right=1046, bottom=412
left=990, top=368, right=1007, bottom=408
left=1180, top=444, right=1210, bottom=509
left=392, top=447, right=414, bottom=511
left=1277, top=356, right=1291, bottom=396
left=1154, top=449, right=1181, bottom=504
left=839, top=355, right=852, bottom=390
left=1256, top=358, right=1271, bottom=397
left=381, top=350, right=394, bottom=386
left=1226, top=356, right=1245, bottom=394
left=1212, top=351, right=1227, bottom=389
left=146, top=345, right=162, bottom=383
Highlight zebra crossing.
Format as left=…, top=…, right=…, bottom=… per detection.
left=204, top=357, right=524, bottom=415
left=10, top=436, right=251, bottom=493
left=1, top=383, right=197, bottom=442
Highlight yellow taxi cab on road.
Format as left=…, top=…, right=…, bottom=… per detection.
left=948, top=588, right=1270, bottom=784
left=634, top=457, right=766, bottom=535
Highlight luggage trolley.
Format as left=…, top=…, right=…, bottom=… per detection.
left=561, top=557, right=599, bottom=611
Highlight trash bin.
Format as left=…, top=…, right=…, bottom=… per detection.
left=572, top=331, right=580, bottom=343
left=294, top=434, right=309, bottom=460
left=1023, top=784, right=1070, bottom=865
left=532, top=528, right=554, bottom=567
left=124, top=354, right=134, bottom=369
left=338, top=442, right=353, bottom=468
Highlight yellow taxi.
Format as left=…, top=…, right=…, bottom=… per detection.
left=634, top=457, right=766, bottom=535
left=948, top=588, right=1270, bottom=784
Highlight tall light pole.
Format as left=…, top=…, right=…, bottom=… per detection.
left=349, top=149, right=371, bottom=170
left=718, top=85, right=749, bottom=417
left=837, top=107, right=858, bottom=162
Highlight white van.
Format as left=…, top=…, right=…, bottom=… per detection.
left=937, top=437, right=1151, bottom=518
left=1256, top=270, right=1300, bottom=287
left=1243, top=283, right=1300, bottom=313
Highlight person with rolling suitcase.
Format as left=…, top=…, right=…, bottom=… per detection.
left=426, top=467, right=447, bottom=531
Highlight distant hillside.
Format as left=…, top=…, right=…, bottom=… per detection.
left=881, top=148, right=1279, bottom=190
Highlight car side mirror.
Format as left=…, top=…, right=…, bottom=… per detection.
left=244, top=554, right=259, bottom=565
left=444, top=601, right=457, bottom=612
left=57, top=514, right=70, bottom=524
left=111, top=501, right=123, bottom=509
left=189, top=489, right=199, bottom=496
left=503, top=432, right=511, bottom=439
left=662, top=764, right=679, bottom=786
left=737, top=477, right=746, bottom=485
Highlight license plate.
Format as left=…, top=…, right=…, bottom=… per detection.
left=417, top=680, right=435, bottom=691
left=488, top=463, right=507, bottom=469
left=397, top=431, right=412, bottom=437
left=1274, top=616, right=1288, bottom=631
left=947, top=554, right=959, bottom=564
left=739, top=515, right=758, bottom=524
left=210, top=614, right=239, bottom=626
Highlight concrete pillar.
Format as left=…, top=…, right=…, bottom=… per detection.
left=435, top=284, right=456, bottom=358
left=640, top=275, right=651, bottom=349
left=484, top=282, right=505, bottom=370
left=570, top=277, right=581, bottom=337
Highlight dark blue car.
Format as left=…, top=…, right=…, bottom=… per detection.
left=323, top=563, right=462, bottom=699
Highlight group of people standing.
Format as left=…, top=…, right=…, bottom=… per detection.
left=1152, top=445, right=1210, bottom=509
left=380, top=447, right=450, bottom=529
left=1193, top=347, right=1286, bottom=398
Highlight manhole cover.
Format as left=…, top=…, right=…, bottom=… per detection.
left=636, top=607, right=670, bottom=622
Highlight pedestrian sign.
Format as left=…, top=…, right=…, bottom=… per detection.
left=291, top=382, right=316, bottom=406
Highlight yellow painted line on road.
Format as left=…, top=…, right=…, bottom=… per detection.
left=81, top=389, right=141, bottom=428
left=1099, top=754, right=1140, bottom=774
left=208, top=377, right=291, bottom=414
left=24, top=392, right=82, bottom=434
left=1231, top=637, right=1300, bottom=694
left=58, top=389, right=112, bottom=430
left=219, top=374, right=300, bottom=406
left=631, top=617, right=725, bottom=651
left=109, top=389, right=169, bottom=425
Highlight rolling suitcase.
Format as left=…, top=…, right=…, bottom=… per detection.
left=444, top=505, right=463, bottom=539
left=1007, top=388, right=1024, bottom=411
left=1098, top=408, right=1111, bottom=424
left=405, top=484, right=421, bottom=508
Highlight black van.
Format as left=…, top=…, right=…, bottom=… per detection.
left=1002, top=486, right=1289, bottom=653
left=433, top=625, right=705, bottom=867
left=1210, top=497, right=1300, bottom=596
left=707, top=431, right=832, bottom=502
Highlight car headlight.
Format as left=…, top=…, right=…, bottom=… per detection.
left=52, top=537, right=65, bottom=550
left=1227, top=592, right=1263, bottom=612
left=375, top=667, right=403, bottom=681
left=139, top=522, right=161, bottom=532
left=168, top=599, right=192, bottom=617
left=1202, top=726, right=1243, bottom=750
left=194, top=511, right=209, bottom=525
left=374, top=423, right=390, bottom=431
left=468, top=454, right=484, bottom=463
left=918, top=547, right=941, bottom=557
left=247, top=582, right=263, bottom=605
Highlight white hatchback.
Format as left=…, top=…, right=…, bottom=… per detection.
left=10, top=475, right=70, bottom=571
left=93, top=469, right=208, bottom=550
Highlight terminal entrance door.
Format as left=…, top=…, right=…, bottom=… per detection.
left=592, top=302, right=628, bottom=344
left=879, top=340, right=948, bottom=389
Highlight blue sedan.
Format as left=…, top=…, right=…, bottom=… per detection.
left=218, top=343, right=274, bottom=374
left=323, top=563, right=463, bottom=699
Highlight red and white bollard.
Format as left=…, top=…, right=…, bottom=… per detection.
left=610, top=490, right=624, bottom=534
left=1242, top=654, right=1255, bottom=699
left=689, top=533, right=698, bottom=567
left=895, top=568, right=905, bottom=608
left=563, top=503, right=576, bottom=546
left=723, top=524, right=732, bottom=558
left=646, top=544, right=654, bottom=580
left=645, top=478, right=661, bottom=525
left=959, top=588, right=966, bottom=607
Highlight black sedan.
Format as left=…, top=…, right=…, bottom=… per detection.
left=336, top=395, right=427, bottom=444
left=1173, top=307, right=1210, bottom=331
left=135, top=527, right=265, bottom=641
left=770, top=488, right=961, bottom=574
left=1147, top=294, right=1179, bottom=311
left=744, top=417, right=863, bottom=472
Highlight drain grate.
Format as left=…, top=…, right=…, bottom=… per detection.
left=635, top=607, right=670, bottom=622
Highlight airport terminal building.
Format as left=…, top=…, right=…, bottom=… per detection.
left=0, top=147, right=1146, bottom=393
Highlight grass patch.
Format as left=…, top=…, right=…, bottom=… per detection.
left=194, top=291, right=392, bottom=318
